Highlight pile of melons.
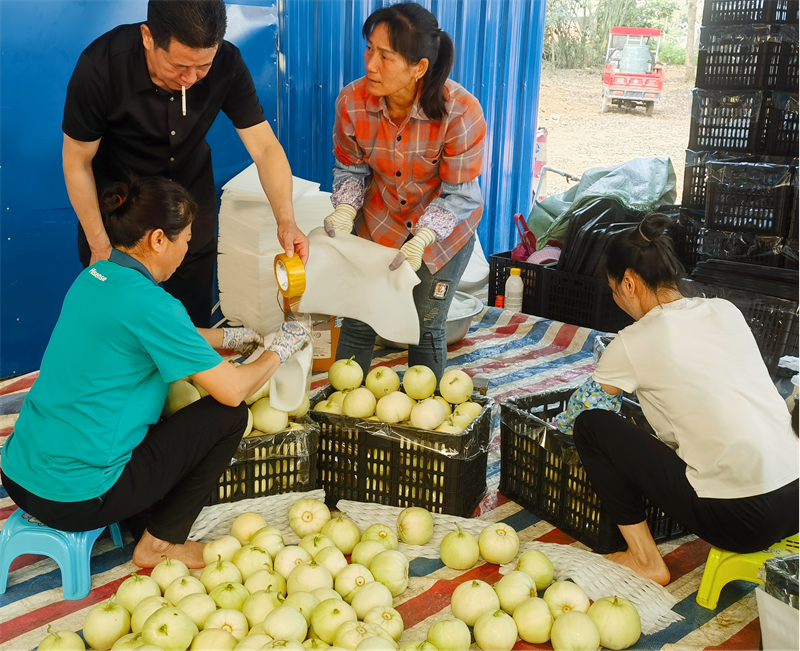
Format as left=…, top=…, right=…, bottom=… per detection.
left=39, top=499, right=642, bottom=651
left=312, top=361, right=482, bottom=433
left=164, top=369, right=311, bottom=438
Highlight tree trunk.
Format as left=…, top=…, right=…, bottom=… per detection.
left=685, top=0, right=698, bottom=83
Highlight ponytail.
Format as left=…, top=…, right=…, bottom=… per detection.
left=598, top=213, right=685, bottom=292
left=363, top=2, right=454, bottom=121
left=419, top=30, right=454, bottom=120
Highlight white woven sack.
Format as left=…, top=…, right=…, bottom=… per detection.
left=337, top=499, right=682, bottom=636
left=189, top=489, right=327, bottom=544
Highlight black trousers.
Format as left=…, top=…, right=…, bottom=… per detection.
left=2, top=397, right=247, bottom=544
left=573, top=409, right=799, bottom=554
left=78, top=226, right=216, bottom=328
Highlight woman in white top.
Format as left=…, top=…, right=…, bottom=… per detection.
left=574, top=213, right=799, bottom=586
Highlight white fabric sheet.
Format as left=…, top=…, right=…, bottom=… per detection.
left=299, top=228, right=421, bottom=345
left=243, top=336, right=312, bottom=413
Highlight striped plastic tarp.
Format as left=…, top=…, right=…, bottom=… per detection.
left=0, top=306, right=761, bottom=650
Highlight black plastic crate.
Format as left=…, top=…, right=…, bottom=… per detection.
left=703, top=0, right=798, bottom=24
left=671, top=209, right=705, bottom=271
left=705, top=162, right=793, bottom=235
left=687, top=281, right=799, bottom=372
left=682, top=150, right=752, bottom=210
left=792, top=165, right=799, bottom=242
left=556, top=198, right=643, bottom=276
left=760, top=92, right=799, bottom=157
left=500, top=390, right=687, bottom=553
left=766, top=26, right=799, bottom=92
left=209, top=427, right=318, bottom=504
left=739, top=297, right=800, bottom=373
left=782, top=239, right=799, bottom=269
left=701, top=229, right=787, bottom=267
left=696, top=25, right=771, bottom=91
left=689, top=90, right=765, bottom=154
left=309, top=391, right=492, bottom=516
left=538, top=266, right=634, bottom=333
left=488, top=251, right=542, bottom=315
left=682, top=153, right=707, bottom=210
left=671, top=209, right=789, bottom=270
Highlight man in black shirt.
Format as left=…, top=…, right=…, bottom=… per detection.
left=62, top=0, right=308, bottom=327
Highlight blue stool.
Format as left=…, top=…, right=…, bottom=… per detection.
left=0, top=510, right=124, bottom=600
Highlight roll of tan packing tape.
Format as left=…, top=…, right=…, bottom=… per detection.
left=274, top=253, right=306, bottom=299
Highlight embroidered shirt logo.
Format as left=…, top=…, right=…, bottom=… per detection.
left=89, top=268, right=107, bottom=282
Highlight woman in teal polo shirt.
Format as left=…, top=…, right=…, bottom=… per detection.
left=1, top=176, right=309, bottom=568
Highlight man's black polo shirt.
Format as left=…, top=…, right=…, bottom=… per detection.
left=63, top=23, right=266, bottom=252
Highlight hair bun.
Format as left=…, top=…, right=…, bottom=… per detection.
left=99, top=181, right=133, bottom=216
left=639, top=213, right=672, bottom=243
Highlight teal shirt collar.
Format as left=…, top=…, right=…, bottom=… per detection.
left=109, top=249, right=159, bottom=285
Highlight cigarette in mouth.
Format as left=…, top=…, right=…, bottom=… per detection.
left=182, top=86, right=186, bottom=116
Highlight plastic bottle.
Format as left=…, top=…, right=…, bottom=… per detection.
left=504, top=268, right=524, bottom=312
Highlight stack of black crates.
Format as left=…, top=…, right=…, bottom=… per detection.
left=678, top=0, right=799, bottom=271
left=675, top=0, right=799, bottom=376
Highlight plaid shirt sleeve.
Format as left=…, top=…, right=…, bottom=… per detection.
left=419, top=179, right=483, bottom=240
left=333, top=90, right=366, bottom=166
left=331, top=88, right=371, bottom=208
left=439, top=94, right=487, bottom=185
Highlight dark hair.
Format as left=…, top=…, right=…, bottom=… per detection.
left=147, top=0, right=227, bottom=51
left=99, top=176, right=196, bottom=249
left=363, top=2, right=455, bottom=120
left=598, top=213, right=685, bottom=292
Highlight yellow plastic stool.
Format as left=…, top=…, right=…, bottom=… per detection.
left=696, top=534, right=799, bottom=609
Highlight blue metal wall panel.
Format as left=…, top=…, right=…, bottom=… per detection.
left=0, top=1, right=278, bottom=376
left=1, top=0, right=544, bottom=376
left=279, top=0, right=546, bottom=256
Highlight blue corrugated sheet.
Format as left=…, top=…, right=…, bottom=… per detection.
left=0, top=0, right=279, bottom=376
left=279, top=0, right=546, bottom=255
left=0, top=0, right=544, bottom=376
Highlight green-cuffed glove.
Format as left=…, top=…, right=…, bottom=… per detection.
left=389, top=227, right=437, bottom=271
left=323, top=204, right=358, bottom=237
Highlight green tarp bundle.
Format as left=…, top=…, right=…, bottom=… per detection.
left=528, top=157, right=677, bottom=249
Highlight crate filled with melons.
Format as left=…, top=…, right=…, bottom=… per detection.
left=216, top=379, right=319, bottom=505
left=163, top=374, right=320, bottom=505
left=308, top=359, right=492, bottom=516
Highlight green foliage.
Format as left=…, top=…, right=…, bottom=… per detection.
left=544, top=0, right=596, bottom=68
left=594, top=0, right=638, bottom=55
left=544, top=0, right=688, bottom=69
left=629, top=0, right=681, bottom=28
left=659, top=36, right=686, bottom=64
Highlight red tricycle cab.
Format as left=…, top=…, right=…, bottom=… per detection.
left=602, top=27, right=663, bottom=116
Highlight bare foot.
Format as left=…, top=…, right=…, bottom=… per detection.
left=133, top=529, right=206, bottom=569
left=605, top=550, right=671, bottom=586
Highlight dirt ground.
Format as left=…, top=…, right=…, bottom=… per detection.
left=537, top=64, right=692, bottom=200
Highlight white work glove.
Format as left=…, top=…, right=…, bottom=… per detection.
left=389, top=227, right=437, bottom=271
left=323, top=204, right=358, bottom=237
left=267, top=322, right=311, bottom=364
left=222, top=327, right=264, bottom=358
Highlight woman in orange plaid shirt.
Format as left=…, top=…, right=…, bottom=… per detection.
left=324, top=2, right=487, bottom=380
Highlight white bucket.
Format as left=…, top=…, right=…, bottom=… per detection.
left=756, top=587, right=799, bottom=650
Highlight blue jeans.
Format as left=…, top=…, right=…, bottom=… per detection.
left=336, top=236, right=475, bottom=380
